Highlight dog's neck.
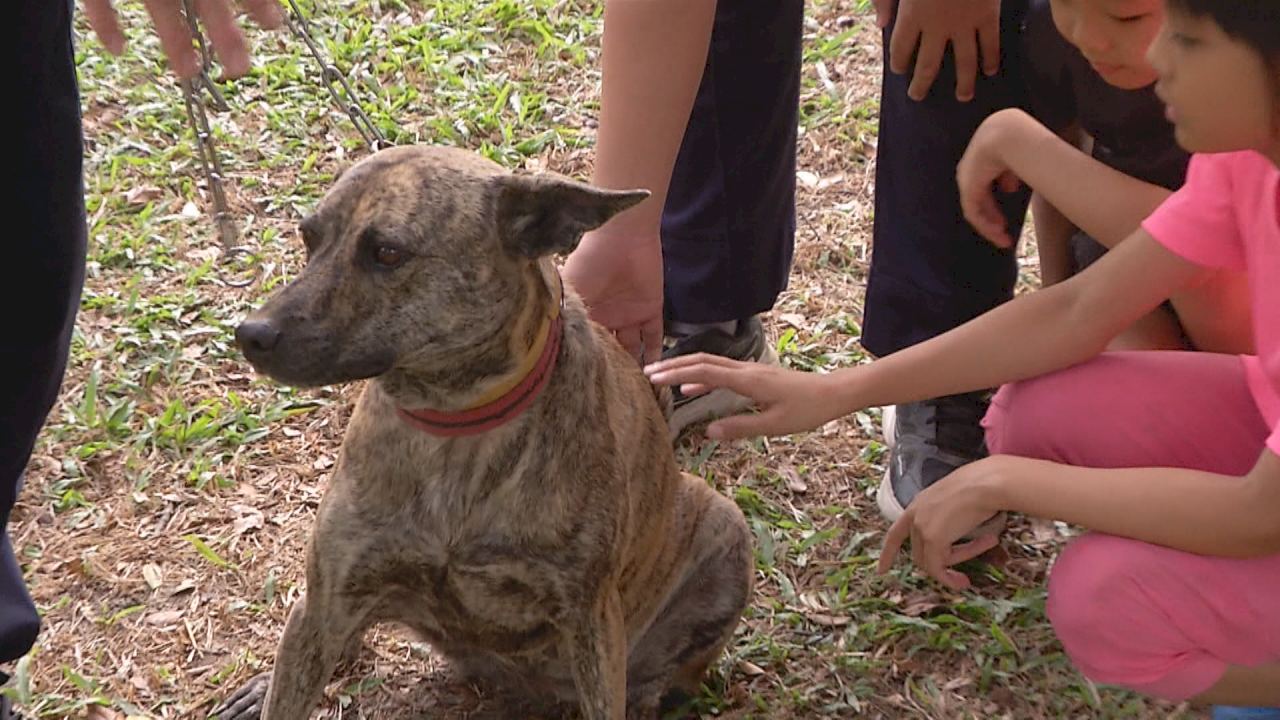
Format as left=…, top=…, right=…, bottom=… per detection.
left=394, top=258, right=565, bottom=438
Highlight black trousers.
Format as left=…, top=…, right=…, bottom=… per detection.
left=660, top=0, right=1032, bottom=359
left=1, top=0, right=88, bottom=664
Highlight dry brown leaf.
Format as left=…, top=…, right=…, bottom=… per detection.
left=146, top=610, right=184, bottom=626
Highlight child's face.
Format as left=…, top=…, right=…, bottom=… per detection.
left=1049, top=0, right=1165, bottom=88
left=1148, top=9, right=1279, bottom=156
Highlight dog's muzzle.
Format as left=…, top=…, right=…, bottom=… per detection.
left=236, top=318, right=283, bottom=359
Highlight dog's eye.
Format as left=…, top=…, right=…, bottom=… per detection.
left=374, top=245, right=404, bottom=267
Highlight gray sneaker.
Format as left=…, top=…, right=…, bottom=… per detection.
left=876, top=391, right=1007, bottom=538
left=662, top=316, right=779, bottom=440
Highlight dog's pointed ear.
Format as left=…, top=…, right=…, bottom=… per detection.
left=489, top=173, right=650, bottom=258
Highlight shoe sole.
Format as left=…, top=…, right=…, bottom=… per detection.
left=876, top=465, right=1009, bottom=541
left=881, top=404, right=896, bottom=450
left=668, top=342, right=780, bottom=442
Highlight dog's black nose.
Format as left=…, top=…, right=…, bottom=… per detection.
left=236, top=319, right=283, bottom=355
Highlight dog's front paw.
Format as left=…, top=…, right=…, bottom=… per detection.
left=210, top=672, right=271, bottom=720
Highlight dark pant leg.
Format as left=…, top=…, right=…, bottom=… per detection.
left=860, top=0, right=1032, bottom=358
left=660, top=0, right=804, bottom=326
left=1, top=0, right=88, bottom=664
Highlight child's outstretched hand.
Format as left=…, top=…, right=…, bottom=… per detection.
left=644, top=354, right=844, bottom=440
left=956, top=109, right=1032, bottom=248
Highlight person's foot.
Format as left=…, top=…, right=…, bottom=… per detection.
left=661, top=316, right=779, bottom=440
left=876, top=391, right=1007, bottom=538
left=1212, top=707, right=1280, bottom=720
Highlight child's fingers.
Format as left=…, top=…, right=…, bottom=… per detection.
left=921, top=542, right=975, bottom=591
left=997, top=170, right=1023, bottom=193
left=646, top=362, right=753, bottom=400
left=877, top=515, right=912, bottom=574
left=645, top=352, right=742, bottom=376
left=961, top=192, right=1011, bottom=248
left=946, top=533, right=999, bottom=566
left=705, top=411, right=770, bottom=441
left=676, top=383, right=713, bottom=398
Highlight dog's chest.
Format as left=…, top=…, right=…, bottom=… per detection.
left=350, top=524, right=574, bottom=653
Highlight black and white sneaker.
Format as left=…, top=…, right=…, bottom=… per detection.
left=876, top=391, right=1007, bottom=538
left=662, top=316, right=779, bottom=440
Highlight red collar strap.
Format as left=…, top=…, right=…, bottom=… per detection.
left=396, top=264, right=565, bottom=438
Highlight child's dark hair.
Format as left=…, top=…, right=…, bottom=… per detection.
left=1166, top=0, right=1280, bottom=79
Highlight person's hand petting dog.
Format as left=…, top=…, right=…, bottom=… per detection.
left=645, top=350, right=1006, bottom=590
left=644, top=352, right=846, bottom=440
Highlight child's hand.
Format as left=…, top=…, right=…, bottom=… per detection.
left=957, top=110, right=1031, bottom=248
left=876, top=456, right=1009, bottom=590
left=644, top=354, right=844, bottom=440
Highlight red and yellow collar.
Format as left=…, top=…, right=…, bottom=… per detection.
left=396, top=261, right=564, bottom=438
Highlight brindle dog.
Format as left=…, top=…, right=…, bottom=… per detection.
left=213, top=146, right=755, bottom=720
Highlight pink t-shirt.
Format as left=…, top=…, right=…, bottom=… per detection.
left=1141, top=150, right=1280, bottom=456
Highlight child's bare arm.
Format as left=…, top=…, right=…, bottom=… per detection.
left=960, top=109, right=1173, bottom=250
left=1031, top=192, right=1077, bottom=286
left=1030, top=123, right=1083, bottom=286
left=646, top=230, right=1211, bottom=440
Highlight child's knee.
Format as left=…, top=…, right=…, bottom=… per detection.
left=1046, top=534, right=1223, bottom=701
left=982, top=378, right=1058, bottom=459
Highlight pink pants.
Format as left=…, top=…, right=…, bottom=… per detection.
left=982, top=351, right=1280, bottom=701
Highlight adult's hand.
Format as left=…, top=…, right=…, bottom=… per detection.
left=873, top=0, right=1002, bottom=102
left=561, top=229, right=665, bottom=365
left=82, top=0, right=284, bottom=80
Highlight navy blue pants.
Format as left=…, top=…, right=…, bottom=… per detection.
left=661, top=0, right=1032, bottom=359
left=1, top=0, right=88, bottom=665
left=660, top=0, right=803, bottom=326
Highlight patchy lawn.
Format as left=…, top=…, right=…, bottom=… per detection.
left=8, top=0, right=1203, bottom=718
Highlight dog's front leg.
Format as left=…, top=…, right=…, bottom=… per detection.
left=566, top=586, right=628, bottom=720
left=264, top=588, right=371, bottom=720
left=214, top=588, right=370, bottom=720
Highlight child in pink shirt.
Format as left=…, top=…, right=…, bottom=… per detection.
left=644, top=0, right=1280, bottom=709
